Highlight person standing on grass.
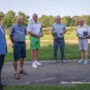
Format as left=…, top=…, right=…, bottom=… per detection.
left=77, top=18, right=90, bottom=64
left=51, top=15, right=67, bottom=63
left=0, top=13, right=7, bottom=87
left=27, top=13, right=43, bottom=68
left=10, top=15, right=28, bottom=80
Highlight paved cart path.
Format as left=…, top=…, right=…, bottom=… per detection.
left=1, top=60, right=90, bottom=85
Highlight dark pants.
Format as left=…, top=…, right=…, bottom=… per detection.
left=13, top=42, right=26, bottom=60
left=0, top=55, right=5, bottom=73
left=0, top=54, right=5, bottom=85
left=53, top=37, right=65, bottom=60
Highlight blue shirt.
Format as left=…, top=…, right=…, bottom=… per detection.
left=0, top=25, right=7, bottom=55
left=52, top=22, right=66, bottom=38
left=10, top=24, right=26, bottom=42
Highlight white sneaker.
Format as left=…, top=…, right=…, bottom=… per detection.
left=35, top=61, right=42, bottom=66
left=32, top=62, right=37, bottom=68
left=83, top=60, right=88, bottom=64
left=78, top=59, right=84, bottom=64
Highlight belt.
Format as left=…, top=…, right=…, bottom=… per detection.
left=14, top=41, right=25, bottom=44
left=78, top=37, right=86, bottom=39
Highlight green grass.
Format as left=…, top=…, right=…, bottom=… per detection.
left=4, top=27, right=82, bottom=61
left=6, top=43, right=90, bottom=61
left=4, top=84, right=90, bottom=90
left=65, top=30, right=77, bottom=39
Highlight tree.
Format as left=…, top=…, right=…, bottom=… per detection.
left=39, top=15, right=55, bottom=27
left=86, top=16, right=90, bottom=26
left=4, top=10, right=16, bottom=28
left=39, top=15, right=48, bottom=27
left=18, top=11, right=29, bottom=26
left=0, top=12, right=5, bottom=26
left=62, top=16, right=71, bottom=26
left=70, top=16, right=80, bottom=26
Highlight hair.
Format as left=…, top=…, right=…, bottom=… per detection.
left=78, top=18, right=84, bottom=22
left=56, top=15, right=61, bottom=19
left=32, top=13, right=38, bottom=18
left=17, top=15, right=23, bottom=20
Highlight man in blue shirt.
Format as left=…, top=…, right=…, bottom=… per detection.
left=10, top=15, right=27, bottom=80
left=51, top=16, right=66, bottom=63
left=0, top=13, right=7, bottom=87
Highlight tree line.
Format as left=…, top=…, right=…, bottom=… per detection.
left=0, top=10, right=90, bottom=29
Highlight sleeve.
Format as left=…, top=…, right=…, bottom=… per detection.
left=24, top=26, right=27, bottom=35
left=27, top=21, right=32, bottom=32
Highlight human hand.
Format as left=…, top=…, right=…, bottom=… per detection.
left=36, top=35, right=41, bottom=38
left=82, top=36, right=87, bottom=39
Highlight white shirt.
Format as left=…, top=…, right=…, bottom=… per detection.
left=77, top=24, right=90, bottom=37
left=27, top=20, right=42, bottom=35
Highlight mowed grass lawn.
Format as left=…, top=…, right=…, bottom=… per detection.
left=5, top=30, right=90, bottom=61
left=4, top=84, right=90, bottom=90
left=5, top=40, right=90, bottom=61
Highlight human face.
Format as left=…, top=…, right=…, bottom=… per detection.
left=17, top=16, right=23, bottom=25
left=78, top=19, right=84, bottom=26
left=56, top=16, right=61, bottom=23
left=33, top=14, right=38, bottom=22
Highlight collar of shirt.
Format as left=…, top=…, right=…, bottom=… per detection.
left=16, top=23, right=23, bottom=27
left=0, top=25, right=4, bottom=34
left=78, top=24, right=87, bottom=28
left=31, top=19, right=40, bottom=24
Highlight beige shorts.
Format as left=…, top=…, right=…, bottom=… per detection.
left=78, top=39, right=88, bottom=51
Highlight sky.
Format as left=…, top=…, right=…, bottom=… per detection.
left=0, top=0, right=90, bottom=18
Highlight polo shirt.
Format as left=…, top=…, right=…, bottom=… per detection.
left=27, top=20, right=42, bottom=35
left=77, top=24, right=90, bottom=37
left=52, top=22, right=66, bottom=38
left=10, top=24, right=26, bottom=42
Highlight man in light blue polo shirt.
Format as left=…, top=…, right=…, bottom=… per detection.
left=0, top=13, right=7, bottom=87
left=10, top=15, right=27, bottom=80
left=51, top=15, right=66, bottom=63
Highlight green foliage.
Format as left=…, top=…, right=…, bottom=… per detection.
left=0, top=11, right=90, bottom=29
left=39, top=15, right=55, bottom=27
left=18, top=11, right=29, bottom=26
left=86, top=16, right=90, bottom=26
left=62, top=16, right=71, bottom=26
left=70, top=16, right=80, bottom=26
left=3, top=11, right=16, bottom=28
left=2, top=11, right=30, bottom=28
left=42, top=27, right=51, bottom=35
left=42, top=26, right=76, bottom=35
